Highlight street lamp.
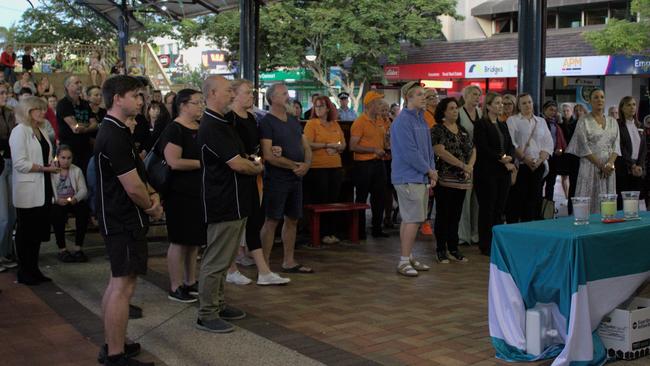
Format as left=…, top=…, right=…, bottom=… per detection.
left=305, top=47, right=317, bottom=62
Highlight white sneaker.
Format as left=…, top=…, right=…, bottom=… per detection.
left=0, top=257, right=17, bottom=269
left=322, top=236, right=335, bottom=244
left=0, top=265, right=6, bottom=273
left=257, top=272, right=291, bottom=286
left=226, top=271, right=252, bottom=285
left=235, top=255, right=255, bottom=267
left=330, top=236, right=341, bottom=243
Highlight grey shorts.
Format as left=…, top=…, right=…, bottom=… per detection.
left=395, top=183, right=429, bottom=223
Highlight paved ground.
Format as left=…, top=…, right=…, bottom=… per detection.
left=1, top=178, right=649, bottom=365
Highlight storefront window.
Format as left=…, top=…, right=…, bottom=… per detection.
left=547, top=10, right=558, bottom=29
left=494, top=15, right=513, bottom=34
left=585, top=8, right=608, bottom=25
left=558, top=7, right=581, bottom=28
left=609, top=2, right=629, bottom=21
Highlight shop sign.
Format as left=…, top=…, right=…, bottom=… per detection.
left=383, top=62, right=465, bottom=80
left=465, top=60, right=517, bottom=78
left=563, top=77, right=601, bottom=87
left=546, top=56, right=609, bottom=76
left=607, top=56, right=650, bottom=75
left=260, top=69, right=312, bottom=82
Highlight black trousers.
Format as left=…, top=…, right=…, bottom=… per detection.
left=433, top=185, right=466, bottom=254
left=353, top=160, right=386, bottom=237
left=51, top=202, right=89, bottom=249
left=543, top=156, right=560, bottom=200
left=475, top=173, right=510, bottom=254
left=16, top=205, right=51, bottom=282
left=616, top=173, right=644, bottom=210
left=304, top=168, right=344, bottom=237
left=506, top=165, right=545, bottom=223
left=245, top=181, right=264, bottom=251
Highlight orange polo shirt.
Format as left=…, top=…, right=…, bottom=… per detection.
left=424, top=109, right=437, bottom=129
left=303, top=118, right=345, bottom=168
left=350, top=113, right=386, bottom=161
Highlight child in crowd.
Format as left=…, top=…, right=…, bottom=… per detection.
left=51, top=145, right=90, bottom=263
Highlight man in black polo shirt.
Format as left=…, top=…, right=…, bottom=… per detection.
left=196, top=75, right=263, bottom=333
left=57, top=75, right=98, bottom=173
left=94, top=75, right=163, bottom=366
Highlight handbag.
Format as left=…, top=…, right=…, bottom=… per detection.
left=540, top=198, right=555, bottom=220
left=143, top=137, right=170, bottom=194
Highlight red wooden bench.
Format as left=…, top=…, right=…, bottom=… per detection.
left=304, top=202, right=370, bottom=248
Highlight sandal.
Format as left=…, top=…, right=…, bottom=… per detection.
left=281, top=264, right=314, bottom=274
left=397, top=263, right=418, bottom=277
left=409, top=258, right=430, bottom=271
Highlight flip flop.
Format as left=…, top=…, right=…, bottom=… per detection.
left=281, top=264, right=314, bottom=274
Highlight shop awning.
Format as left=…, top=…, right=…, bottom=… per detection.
left=472, top=0, right=613, bottom=17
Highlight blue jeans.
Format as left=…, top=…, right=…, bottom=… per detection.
left=0, top=158, right=16, bottom=257
left=3, top=68, right=16, bottom=84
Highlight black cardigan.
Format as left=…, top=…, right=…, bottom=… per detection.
left=473, top=117, right=515, bottom=178
left=616, top=120, right=647, bottom=177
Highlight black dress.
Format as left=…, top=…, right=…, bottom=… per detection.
left=160, top=121, right=206, bottom=246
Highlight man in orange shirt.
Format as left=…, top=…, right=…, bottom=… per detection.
left=350, top=91, right=389, bottom=239
left=423, top=88, right=439, bottom=129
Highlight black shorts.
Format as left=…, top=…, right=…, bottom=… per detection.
left=103, top=227, right=149, bottom=277
left=264, top=181, right=302, bottom=220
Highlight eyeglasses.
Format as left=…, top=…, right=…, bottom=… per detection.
left=314, top=105, right=327, bottom=109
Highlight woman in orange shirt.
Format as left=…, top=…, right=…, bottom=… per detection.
left=304, top=96, right=346, bottom=244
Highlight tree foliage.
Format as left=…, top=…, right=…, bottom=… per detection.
left=585, top=0, right=650, bottom=55
left=185, top=0, right=459, bottom=109
left=12, top=0, right=175, bottom=45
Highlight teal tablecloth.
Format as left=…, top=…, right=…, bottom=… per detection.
left=488, top=212, right=650, bottom=366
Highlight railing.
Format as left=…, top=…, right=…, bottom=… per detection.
left=10, top=43, right=119, bottom=74
left=8, top=42, right=172, bottom=91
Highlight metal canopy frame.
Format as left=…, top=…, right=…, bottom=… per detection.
left=76, top=0, right=261, bottom=89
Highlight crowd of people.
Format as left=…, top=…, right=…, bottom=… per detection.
left=0, top=62, right=649, bottom=364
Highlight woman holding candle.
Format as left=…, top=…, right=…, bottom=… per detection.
left=473, top=92, right=516, bottom=255
left=304, top=95, right=346, bottom=244
left=615, top=96, right=646, bottom=209
left=541, top=100, right=568, bottom=202
left=566, top=88, right=620, bottom=214
left=432, top=97, right=475, bottom=263
left=50, top=145, right=89, bottom=263
left=10, top=97, right=58, bottom=285
left=160, top=89, right=205, bottom=302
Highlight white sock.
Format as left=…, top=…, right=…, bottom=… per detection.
left=399, top=256, right=410, bottom=265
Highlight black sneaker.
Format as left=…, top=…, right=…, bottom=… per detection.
left=219, top=305, right=246, bottom=320
left=436, top=252, right=450, bottom=264
left=184, top=282, right=198, bottom=296
left=168, top=287, right=197, bottom=303
left=73, top=250, right=88, bottom=263
left=98, top=343, right=142, bottom=364
left=58, top=250, right=76, bottom=263
left=371, top=230, right=389, bottom=238
left=128, top=305, right=143, bottom=319
left=104, top=353, right=154, bottom=366
left=449, top=250, right=468, bottom=262
left=196, top=318, right=235, bottom=333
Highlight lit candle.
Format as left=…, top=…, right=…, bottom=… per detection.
left=254, top=156, right=261, bottom=163
left=75, top=123, right=79, bottom=129
left=66, top=197, right=72, bottom=202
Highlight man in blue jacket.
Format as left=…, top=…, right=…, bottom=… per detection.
left=390, top=81, right=437, bottom=277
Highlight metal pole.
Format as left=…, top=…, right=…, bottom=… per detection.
left=517, top=0, right=547, bottom=113
left=239, top=0, right=253, bottom=81
left=253, top=0, right=260, bottom=97
left=118, top=0, right=129, bottom=74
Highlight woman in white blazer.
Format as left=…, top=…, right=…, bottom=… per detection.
left=50, top=144, right=89, bottom=263
left=9, top=96, right=59, bottom=285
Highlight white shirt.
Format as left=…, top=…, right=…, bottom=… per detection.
left=626, top=120, right=641, bottom=160
left=506, top=113, right=554, bottom=161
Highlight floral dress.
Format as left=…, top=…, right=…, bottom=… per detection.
left=566, top=114, right=621, bottom=213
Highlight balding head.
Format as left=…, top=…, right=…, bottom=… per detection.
left=203, top=75, right=233, bottom=114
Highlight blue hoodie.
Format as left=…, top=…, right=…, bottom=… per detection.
left=390, top=108, right=436, bottom=185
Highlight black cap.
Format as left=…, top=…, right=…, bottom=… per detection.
left=338, top=92, right=350, bottom=99
left=543, top=100, right=558, bottom=110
